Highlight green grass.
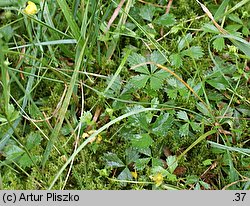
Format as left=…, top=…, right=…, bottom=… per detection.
left=0, top=0, right=249, bottom=190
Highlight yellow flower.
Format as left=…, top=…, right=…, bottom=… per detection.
left=24, top=1, right=38, bottom=15
left=151, top=173, right=163, bottom=186
left=131, top=171, right=138, bottom=179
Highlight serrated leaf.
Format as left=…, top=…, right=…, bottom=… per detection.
left=103, top=153, right=125, bottom=168
left=182, top=46, right=204, bottom=59
left=130, top=74, right=149, bottom=89
left=4, top=145, right=24, bottom=160
left=151, top=166, right=168, bottom=176
left=190, top=121, right=200, bottom=132
left=152, top=113, right=173, bottom=136
left=117, top=167, right=133, bottom=181
left=150, top=75, right=163, bottom=90
left=179, top=123, right=189, bottom=137
left=152, top=158, right=164, bottom=167
left=166, top=88, right=177, bottom=100
left=131, top=134, right=154, bottom=149
left=177, top=111, right=189, bottom=121
left=170, top=53, right=182, bottom=68
left=154, top=14, right=175, bottom=27
left=196, top=102, right=210, bottom=117
left=125, top=148, right=140, bottom=164
left=135, top=158, right=151, bottom=171
left=150, top=70, right=169, bottom=90
left=150, top=51, right=167, bottom=73
left=166, top=172, right=177, bottom=182
left=26, top=132, right=42, bottom=150
left=138, top=147, right=152, bottom=156
left=128, top=53, right=148, bottom=74
left=139, top=5, right=156, bottom=21
left=18, top=153, right=35, bottom=169
left=166, top=155, right=178, bottom=174
left=213, top=37, right=225, bottom=51
left=178, top=33, right=193, bottom=51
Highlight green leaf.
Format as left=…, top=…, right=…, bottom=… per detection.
left=182, top=46, right=204, bottom=59
left=196, top=102, right=210, bottom=117
left=206, top=78, right=228, bottom=90
left=178, top=33, right=193, bottom=51
left=228, top=14, right=243, bottom=25
left=166, top=155, right=178, bottom=174
left=152, top=113, right=173, bottom=136
left=179, top=123, right=189, bottom=137
left=0, top=114, right=7, bottom=124
left=170, top=53, right=182, bottom=68
left=26, top=132, right=42, bottom=150
left=80, top=111, right=93, bottom=124
left=202, top=23, right=220, bottom=34
left=214, top=0, right=230, bottom=20
left=166, top=172, right=177, bottom=182
left=135, top=158, right=151, bottom=171
left=199, top=181, right=211, bottom=189
left=130, top=74, right=149, bottom=89
left=131, top=133, right=154, bottom=150
left=150, top=75, right=163, bottom=90
left=150, top=51, right=167, bottom=73
left=202, top=159, right=213, bottom=166
left=103, top=153, right=125, bottom=168
left=190, top=122, right=200, bottom=132
left=139, top=5, right=156, bottom=21
left=177, top=111, right=189, bottom=122
left=4, top=145, right=24, bottom=160
left=125, top=148, right=140, bottom=164
left=117, top=167, right=133, bottom=181
left=167, top=89, right=177, bottom=100
left=154, top=14, right=176, bottom=27
left=128, top=53, right=148, bottom=74
left=150, top=70, right=169, bottom=90
left=18, top=153, right=37, bottom=169
left=213, top=37, right=225, bottom=51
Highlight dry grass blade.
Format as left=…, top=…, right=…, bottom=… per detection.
left=196, top=0, right=227, bottom=34
left=105, top=0, right=126, bottom=33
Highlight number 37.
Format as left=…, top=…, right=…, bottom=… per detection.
left=234, top=193, right=246, bottom=201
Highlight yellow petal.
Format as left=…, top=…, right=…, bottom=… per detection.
left=131, top=171, right=138, bottom=179
left=24, top=1, right=37, bottom=15
left=152, top=173, right=163, bottom=186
